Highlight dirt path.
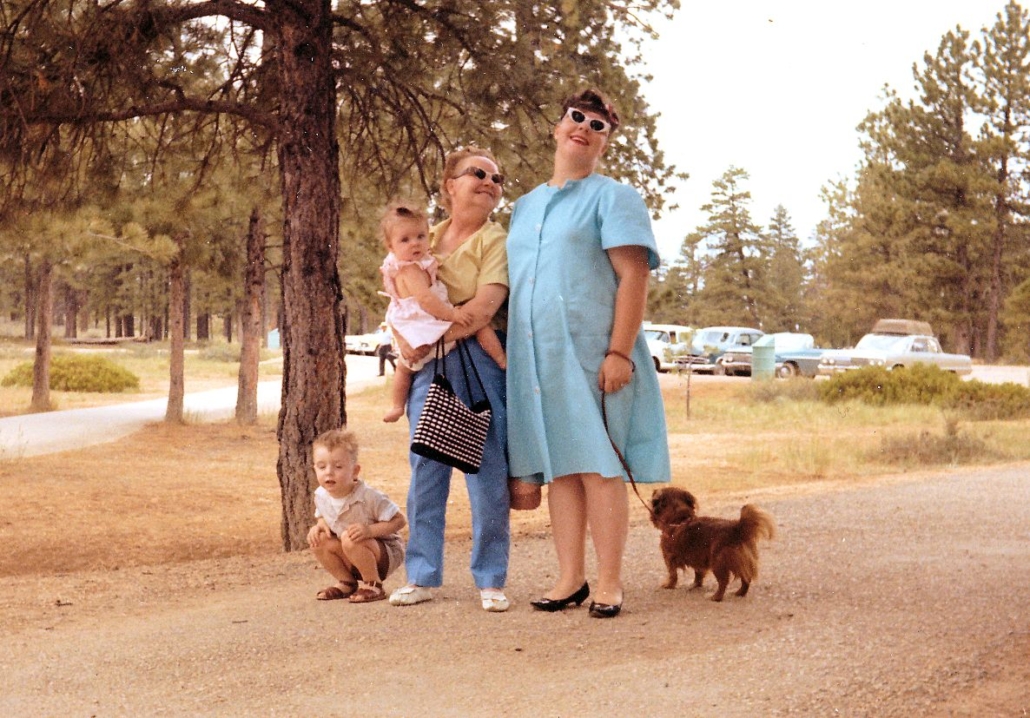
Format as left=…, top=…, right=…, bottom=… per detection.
left=1, top=464, right=1028, bottom=717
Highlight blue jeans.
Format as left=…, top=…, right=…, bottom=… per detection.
left=403, top=335, right=510, bottom=589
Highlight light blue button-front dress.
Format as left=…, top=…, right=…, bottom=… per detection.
left=506, top=173, right=672, bottom=485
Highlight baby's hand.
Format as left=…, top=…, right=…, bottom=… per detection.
left=451, top=305, right=473, bottom=328
left=345, top=524, right=371, bottom=542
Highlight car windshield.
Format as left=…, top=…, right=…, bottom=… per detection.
left=775, top=334, right=814, bottom=351
left=693, top=330, right=728, bottom=349
left=855, top=334, right=907, bottom=351
left=645, top=330, right=670, bottom=342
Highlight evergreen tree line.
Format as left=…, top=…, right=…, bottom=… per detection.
left=650, top=1, right=1030, bottom=362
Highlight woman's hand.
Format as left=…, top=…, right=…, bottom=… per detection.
left=451, top=304, right=474, bottom=328
left=599, top=352, right=634, bottom=393
left=393, top=328, right=432, bottom=365
left=441, top=284, right=508, bottom=342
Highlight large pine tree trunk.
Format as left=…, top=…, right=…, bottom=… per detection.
left=30, top=259, right=53, bottom=413
left=273, top=0, right=347, bottom=551
left=236, top=207, right=264, bottom=425
left=165, top=239, right=186, bottom=423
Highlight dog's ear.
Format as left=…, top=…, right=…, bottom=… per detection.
left=684, top=491, right=698, bottom=513
left=650, top=490, right=663, bottom=510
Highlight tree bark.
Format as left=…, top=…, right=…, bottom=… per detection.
left=985, top=154, right=1009, bottom=364
left=236, top=207, right=264, bottom=425
left=273, top=0, right=347, bottom=551
left=30, top=259, right=53, bottom=413
left=165, top=237, right=186, bottom=423
left=63, top=284, right=78, bottom=338
left=23, top=254, right=36, bottom=341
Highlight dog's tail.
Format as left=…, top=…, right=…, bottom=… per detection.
left=739, top=504, right=776, bottom=544
left=724, top=505, right=776, bottom=583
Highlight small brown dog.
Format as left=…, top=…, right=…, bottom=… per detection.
left=650, top=487, right=776, bottom=601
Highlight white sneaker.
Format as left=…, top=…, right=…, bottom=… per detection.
left=389, top=584, right=434, bottom=606
left=480, top=588, right=510, bottom=612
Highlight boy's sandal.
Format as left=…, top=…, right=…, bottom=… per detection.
left=349, top=582, right=387, bottom=603
left=316, top=582, right=357, bottom=601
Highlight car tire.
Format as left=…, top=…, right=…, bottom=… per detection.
left=776, top=363, right=798, bottom=379
left=652, top=356, right=661, bottom=372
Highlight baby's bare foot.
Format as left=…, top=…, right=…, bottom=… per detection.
left=383, top=406, right=404, bottom=423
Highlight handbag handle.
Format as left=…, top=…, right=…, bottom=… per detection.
left=429, top=338, right=489, bottom=407
left=455, top=339, right=489, bottom=406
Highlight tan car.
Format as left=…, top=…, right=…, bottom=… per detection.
left=818, top=333, right=972, bottom=375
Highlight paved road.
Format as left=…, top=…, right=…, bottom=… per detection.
left=1, top=466, right=1028, bottom=716
left=0, top=355, right=386, bottom=459
left=2, top=360, right=1025, bottom=459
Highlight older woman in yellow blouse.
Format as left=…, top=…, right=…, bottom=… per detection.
left=387, top=147, right=512, bottom=613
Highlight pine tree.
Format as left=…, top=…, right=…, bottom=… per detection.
left=765, top=205, right=807, bottom=332
left=973, top=1, right=1030, bottom=360
left=694, top=167, right=769, bottom=328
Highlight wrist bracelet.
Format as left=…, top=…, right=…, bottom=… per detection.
left=605, top=349, right=636, bottom=372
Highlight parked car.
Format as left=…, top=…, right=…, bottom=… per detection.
left=719, top=332, right=827, bottom=378
left=643, top=323, right=693, bottom=372
left=774, top=333, right=828, bottom=378
left=345, top=332, right=379, bottom=355
left=675, top=326, right=764, bottom=374
left=818, top=333, right=972, bottom=376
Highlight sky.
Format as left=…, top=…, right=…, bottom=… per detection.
left=640, top=0, right=1011, bottom=260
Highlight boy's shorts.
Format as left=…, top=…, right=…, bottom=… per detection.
left=335, top=534, right=404, bottom=581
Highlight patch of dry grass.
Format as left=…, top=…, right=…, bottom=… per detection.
left=2, top=371, right=1029, bottom=580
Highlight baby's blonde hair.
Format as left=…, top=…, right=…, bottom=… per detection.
left=379, top=199, right=429, bottom=249
left=312, top=428, right=359, bottom=462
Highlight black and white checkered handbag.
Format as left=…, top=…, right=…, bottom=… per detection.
left=411, top=339, right=492, bottom=474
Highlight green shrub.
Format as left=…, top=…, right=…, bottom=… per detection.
left=818, top=364, right=1030, bottom=422
left=1, top=354, right=140, bottom=393
left=818, top=364, right=962, bottom=406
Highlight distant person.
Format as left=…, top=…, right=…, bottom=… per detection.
left=506, top=89, right=672, bottom=619
left=308, top=428, right=406, bottom=603
left=378, top=199, right=506, bottom=423
left=373, top=323, right=396, bottom=376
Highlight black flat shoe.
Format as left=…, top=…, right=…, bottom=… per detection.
left=588, top=600, right=623, bottom=618
left=530, top=582, right=590, bottom=612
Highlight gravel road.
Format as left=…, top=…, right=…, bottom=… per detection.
left=1, top=464, right=1028, bottom=717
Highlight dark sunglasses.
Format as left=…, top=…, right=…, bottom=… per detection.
left=565, top=107, right=611, bottom=134
left=456, top=166, right=504, bottom=185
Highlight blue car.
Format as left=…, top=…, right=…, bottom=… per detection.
left=718, top=332, right=826, bottom=378
left=675, top=326, right=764, bottom=375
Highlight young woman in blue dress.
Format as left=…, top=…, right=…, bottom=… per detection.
left=506, top=90, right=672, bottom=618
